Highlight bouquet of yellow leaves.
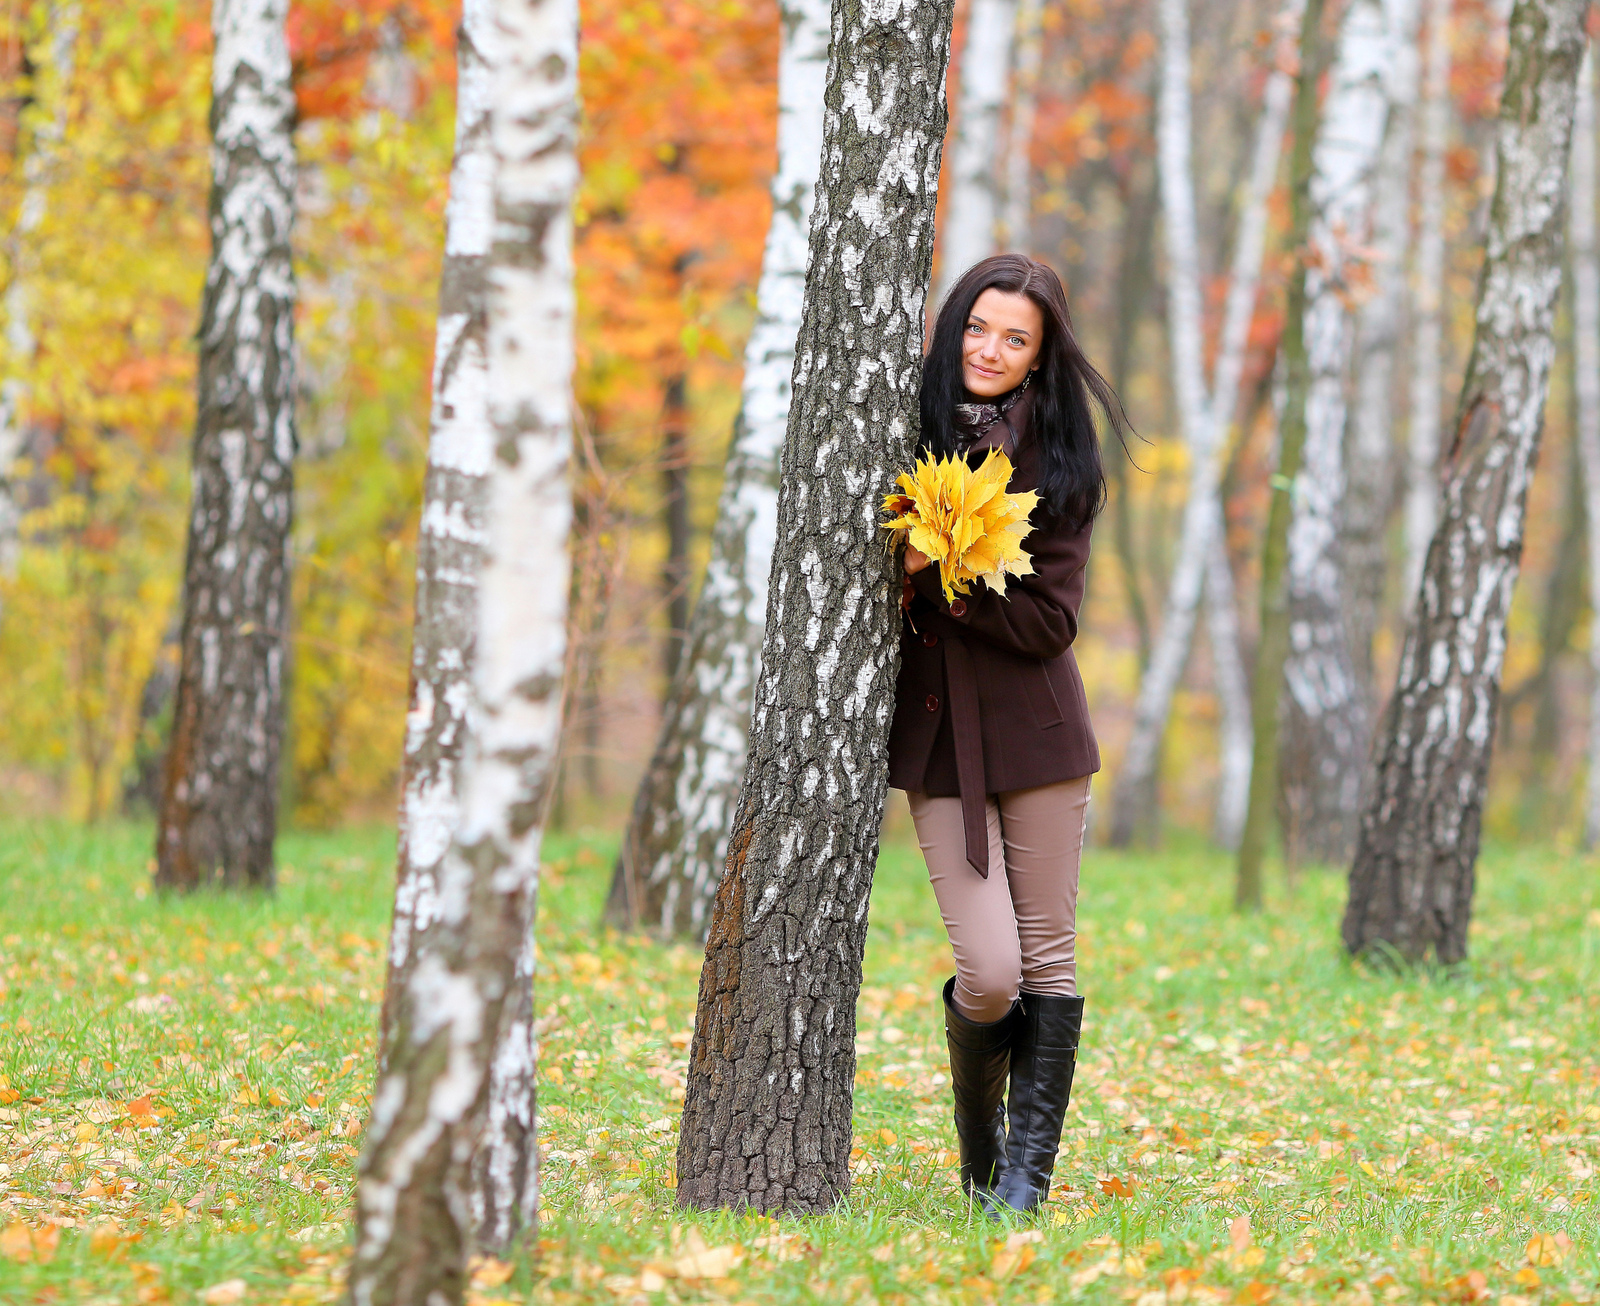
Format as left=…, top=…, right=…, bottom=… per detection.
left=881, top=448, right=1040, bottom=605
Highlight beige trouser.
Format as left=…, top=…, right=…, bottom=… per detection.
left=907, top=775, right=1091, bottom=1024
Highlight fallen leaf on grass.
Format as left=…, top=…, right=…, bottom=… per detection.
left=751, top=1232, right=810, bottom=1262
left=674, top=1243, right=743, bottom=1279
left=992, top=1230, right=1041, bottom=1278
left=1230, top=1215, right=1252, bottom=1254
left=1, top=1222, right=59, bottom=1264
left=1525, top=1232, right=1572, bottom=1267
left=1448, top=1270, right=1490, bottom=1302
left=1098, top=1172, right=1138, bottom=1198
left=200, top=1279, right=247, bottom=1305
left=469, top=1257, right=514, bottom=1289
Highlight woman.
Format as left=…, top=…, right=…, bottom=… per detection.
left=888, top=253, right=1124, bottom=1214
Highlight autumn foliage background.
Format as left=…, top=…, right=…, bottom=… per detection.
left=0, top=0, right=1585, bottom=843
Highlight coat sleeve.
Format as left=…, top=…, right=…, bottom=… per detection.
left=909, top=511, right=1092, bottom=659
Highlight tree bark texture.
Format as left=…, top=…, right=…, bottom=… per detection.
left=0, top=2, right=80, bottom=590
left=675, top=0, right=955, bottom=1214
left=1108, top=0, right=1299, bottom=847
left=1001, top=0, right=1042, bottom=249
left=934, top=0, right=1015, bottom=304
left=1344, top=0, right=1420, bottom=701
left=1404, top=0, right=1454, bottom=599
left=156, top=0, right=297, bottom=892
left=661, top=372, right=691, bottom=685
left=1279, top=0, right=1414, bottom=867
left=605, top=0, right=831, bottom=940
left=376, top=0, right=535, bottom=1256
left=1235, top=0, right=1328, bottom=908
left=348, top=0, right=577, bottom=1298
left=1342, top=0, right=1588, bottom=963
left=1572, top=48, right=1600, bottom=848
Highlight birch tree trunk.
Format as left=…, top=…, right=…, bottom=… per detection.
left=349, top=0, right=577, bottom=1297
left=1001, top=0, right=1042, bottom=250
left=155, top=0, right=297, bottom=891
left=1278, top=0, right=1412, bottom=867
left=1107, top=0, right=1298, bottom=846
left=1236, top=0, right=1328, bottom=908
left=0, top=2, right=80, bottom=591
left=376, top=0, right=535, bottom=1255
left=1342, top=0, right=1588, bottom=964
left=675, top=0, right=955, bottom=1214
left=604, top=0, right=830, bottom=939
left=1568, top=48, right=1600, bottom=848
left=1344, top=0, right=1420, bottom=702
left=934, top=0, right=1015, bottom=304
left=1404, top=0, right=1454, bottom=598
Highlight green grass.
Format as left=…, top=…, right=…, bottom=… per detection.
left=0, top=817, right=1597, bottom=1304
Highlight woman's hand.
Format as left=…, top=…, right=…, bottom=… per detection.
left=903, top=544, right=932, bottom=576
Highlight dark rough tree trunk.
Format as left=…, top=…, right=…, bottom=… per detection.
left=674, top=0, right=955, bottom=1214
left=1342, top=0, right=1589, bottom=964
left=156, top=0, right=297, bottom=891
left=605, top=0, right=831, bottom=939
left=348, top=0, right=578, bottom=1298
left=376, top=0, right=533, bottom=1257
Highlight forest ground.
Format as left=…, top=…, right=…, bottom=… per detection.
left=0, top=818, right=1596, bottom=1305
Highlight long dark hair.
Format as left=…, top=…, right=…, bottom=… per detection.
left=920, top=254, right=1127, bottom=531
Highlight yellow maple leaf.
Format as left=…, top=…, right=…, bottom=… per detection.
left=881, top=449, right=1040, bottom=604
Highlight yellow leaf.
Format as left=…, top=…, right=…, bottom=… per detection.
left=1525, top=1232, right=1571, bottom=1267
left=881, top=449, right=1040, bottom=604
left=673, top=1244, right=743, bottom=1279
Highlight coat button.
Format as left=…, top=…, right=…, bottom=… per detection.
left=949, top=599, right=967, bottom=618
left=925, top=694, right=939, bottom=712
left=922, top=632, right=938, bottom=647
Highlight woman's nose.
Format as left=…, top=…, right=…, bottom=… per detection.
left=978, top=334, right=1001, bottom=360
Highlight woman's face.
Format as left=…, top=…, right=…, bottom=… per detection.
left=961, top=287, right=1044, bottom=397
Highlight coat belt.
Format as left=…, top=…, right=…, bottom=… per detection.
left=943, top=634, right=990, bottom=877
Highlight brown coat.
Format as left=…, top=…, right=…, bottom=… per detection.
left=886, top=394, right=1099, bottom=874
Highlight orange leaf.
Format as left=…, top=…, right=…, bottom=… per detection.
left=1230, top=1214, right=1253, bottom=1254
left=1097, top=1173, right=1137, bottom=1198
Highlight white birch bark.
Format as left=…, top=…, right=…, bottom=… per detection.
left=1279, top=0, right=1414, bottom=865
left=375, top=0, right=535, bottom=1255
left=1343, top=0, right=1420, bottom=700
left=0, top=3, right=81, bottom=586
left=157, top=0, right=298, bottom=889
left=934, top=0, right=1017, bottom=304
left=1108, top=0, right=1300, bottom=845
left=1570, top=47, right=1600, bottom=849
left=1404, top=0, right=1454, bottom=597
left=1001, top=0, right=1042, bottom=250
left=349, top=0, right=577, bottom=1295
left=1344, top=0, right=1587, bottom=962
left=606, top=0, right=831, bottom=938
left=384, top=0, right=496, bottom=1054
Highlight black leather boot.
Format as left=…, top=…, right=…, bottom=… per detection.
left=993, top=990, right=1083, bottom=1213
left=942, top=977, right=1017, bottom=1209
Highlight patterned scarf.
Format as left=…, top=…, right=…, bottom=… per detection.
left=953, top=371, right=1032, bottom=446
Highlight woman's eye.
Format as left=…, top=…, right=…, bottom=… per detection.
left=1007, top=336, right=1024, bottom=347
left=966, top=323, right=983, bottom=334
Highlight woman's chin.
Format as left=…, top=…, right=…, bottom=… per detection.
left=964, top=373, right=1013, bottom=397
